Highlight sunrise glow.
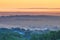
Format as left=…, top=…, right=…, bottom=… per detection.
left=0, top=0, right=60, bottom=16
left=0, top=0, right=60, bottom=12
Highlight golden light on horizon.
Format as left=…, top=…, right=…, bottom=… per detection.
left=0, top=0, right=60, bottom=8
left=0, top=0, right=60, bottom=9
left=0, top=9, right=60, bottom=12
left=0, top=0, right=60, bottom=16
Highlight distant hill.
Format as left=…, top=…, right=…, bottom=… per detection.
left=0, top=15, right=60, bottom=30
left=0, top=15, right=60, bottom=18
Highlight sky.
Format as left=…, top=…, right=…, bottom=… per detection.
left=0, top=0, right=60, bottom=16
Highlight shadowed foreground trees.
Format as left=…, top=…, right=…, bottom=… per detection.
left=0, top=28, right=60, bottom=40
left=0, top=31, right=23, bottom=40
left=30, top=31, right=60, bottom=40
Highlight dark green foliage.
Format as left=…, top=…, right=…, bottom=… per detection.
left=30, top=31, right=60, bottom=40
left=0, top=28, right=60, bottom=40
left=0, top=31, right=23, bottom=40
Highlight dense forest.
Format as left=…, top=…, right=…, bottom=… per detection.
left=0, top=28, right=60, bottom=40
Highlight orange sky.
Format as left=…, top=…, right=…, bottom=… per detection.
left=0, top=0, right=60, bottom=8
left=0, top=0, right=60, bottom=15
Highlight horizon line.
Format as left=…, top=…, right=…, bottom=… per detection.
left=16, top=8, right=60, bottom=9
left=0, top=8, right=60, bottom=9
